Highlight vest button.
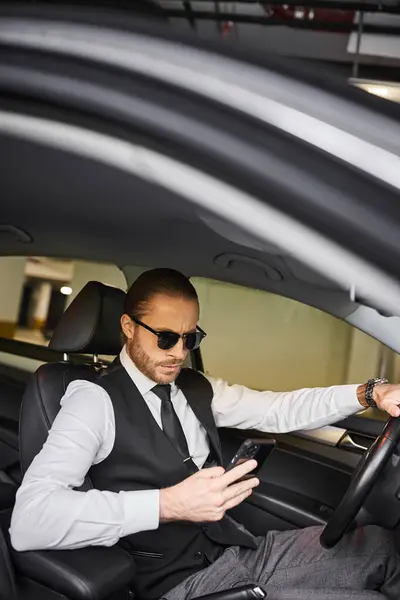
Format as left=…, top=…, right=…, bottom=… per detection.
left=194, top=551, right=203, bottom=560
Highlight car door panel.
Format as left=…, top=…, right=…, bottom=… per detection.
left=335, top=408, right=387, bottom=438
left=219, top=427, right=356, bottom=535
left=232, top=481, right=335, bottom=535
left=230, top=500, right=297, bottom=535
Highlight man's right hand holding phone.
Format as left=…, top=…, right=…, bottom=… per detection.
left=159, top=460, right=259, bottom=523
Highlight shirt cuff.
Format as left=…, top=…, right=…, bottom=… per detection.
left=121, top=489, right=160, bottom=537
left=334, top=384, right=363, bottom=416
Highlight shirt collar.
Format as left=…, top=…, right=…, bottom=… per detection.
left=119, top=345, right=178, bottom=396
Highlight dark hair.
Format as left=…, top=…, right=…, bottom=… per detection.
left=125, top=268, right=198, bottom=320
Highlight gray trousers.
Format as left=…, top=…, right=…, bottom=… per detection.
left=163, top=526, right=400, bottom=600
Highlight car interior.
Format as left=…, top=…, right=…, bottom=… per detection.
left=1, top=276, right=399, bottom=600
left=1, top=4, right=400, bottom=600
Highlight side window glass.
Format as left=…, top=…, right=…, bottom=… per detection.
left=191, top=278, right=395, bottom=390
left=0, top=257, right=127, bottom=347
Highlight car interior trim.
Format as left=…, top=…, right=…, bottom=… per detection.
left=1, top=110, right=400, bottom=320
left=293, top=426, right=348, bottom=447
left=0, top=20, right=400, bottom=192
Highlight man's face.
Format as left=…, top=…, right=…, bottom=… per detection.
left=121, top=294, right=199, bottom=384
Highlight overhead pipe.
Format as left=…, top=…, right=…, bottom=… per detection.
left=163, top=9, right=400, bottom=34
left=352, top=12, right=364, bottom=79
left=161, top=0, right=400, bottom=13
left=183, top=1, right=197, bottom=29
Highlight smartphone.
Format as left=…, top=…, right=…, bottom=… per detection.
left=226, top=438, right=276, bottom=479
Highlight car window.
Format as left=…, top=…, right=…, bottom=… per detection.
left=0, top=351, right=44, bottom=374
left=191, top=278, right=396, bottom=390
left=0, top=256, right=127, bottom=369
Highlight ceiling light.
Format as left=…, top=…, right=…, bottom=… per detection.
left=349, top=78, right=400, bottom=103
left=60, top=286, right=72, bottom=295
left=367, top=86, right=389, bottom=97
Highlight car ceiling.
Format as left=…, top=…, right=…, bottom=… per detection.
left=0, top=132, right=356, bottom=322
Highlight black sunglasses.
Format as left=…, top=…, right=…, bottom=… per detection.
left=132, top=317, right=207, bottom=351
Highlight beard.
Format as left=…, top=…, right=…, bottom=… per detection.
left=127, top=337, right=183, bottom=384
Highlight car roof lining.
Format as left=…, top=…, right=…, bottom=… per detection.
left=5, top=117, right=400, bottom=357
left=0, top=127, right=353, bottom=299
left=2, top=113, right=400, bottom=353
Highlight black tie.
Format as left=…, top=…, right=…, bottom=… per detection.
left=152, top=384, right=198, bottom=474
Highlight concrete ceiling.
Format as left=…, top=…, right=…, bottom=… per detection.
left=160, top=1, right=400, bottom=78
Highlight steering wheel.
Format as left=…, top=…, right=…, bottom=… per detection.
left=320, top=416, right=400, bottom=548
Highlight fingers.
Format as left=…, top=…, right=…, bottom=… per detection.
left=222, top=476, right=259, bottom=504
left=220, top=459, right=258, bottom=487
left=379, top=396, right=400, bottom=418
left=386, top=403, right=400, bottom=418
left=222, top=487, right=255, bottom=511
left=199, top=466, right=225, bottom=478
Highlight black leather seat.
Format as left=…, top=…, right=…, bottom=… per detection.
left=5, top=281, right=136, bottom=600
left=0, top=370, right=24, bottom=487
left=20, top=280, right=127, bottom=480
left=0, top=438, right=63, bottom=600
left=0, top=510, right=67, bottom=600
left=6, top=280, right=266, bottom=600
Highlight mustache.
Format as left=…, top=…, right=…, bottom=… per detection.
left=157, top=361, right=183, bottom=367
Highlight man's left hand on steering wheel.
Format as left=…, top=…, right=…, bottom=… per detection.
left=357, top=378, right=400, bottom=417
left=372, top=384, right=400, bottom=417
left=320, top=378, right=400, bottom=549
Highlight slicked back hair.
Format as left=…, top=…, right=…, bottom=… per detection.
left=124, top=268, right=199, bottom=320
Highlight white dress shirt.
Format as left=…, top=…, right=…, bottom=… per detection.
left=10, top=347, right=360, bottom=552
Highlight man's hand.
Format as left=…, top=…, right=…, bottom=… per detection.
left=373, top=384, right=400, bottom=418
left=159, top=460, right=259, bottom=523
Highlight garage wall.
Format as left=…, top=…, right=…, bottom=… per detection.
left=192, top=278, right=389, bottom=391
left=67, top=261, right=127, bottom=306
left=0, top=257, right=26, bottom=338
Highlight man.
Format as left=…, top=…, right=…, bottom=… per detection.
left=10, top=269, right=400, bottom=600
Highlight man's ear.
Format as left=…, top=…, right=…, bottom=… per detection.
left=121, top=314, right=135, bottom=340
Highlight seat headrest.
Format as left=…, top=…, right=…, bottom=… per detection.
left=49, top=281, right=126, bottom=355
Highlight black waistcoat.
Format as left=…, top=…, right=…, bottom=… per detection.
left=89, top=365, right=255, bottom=599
